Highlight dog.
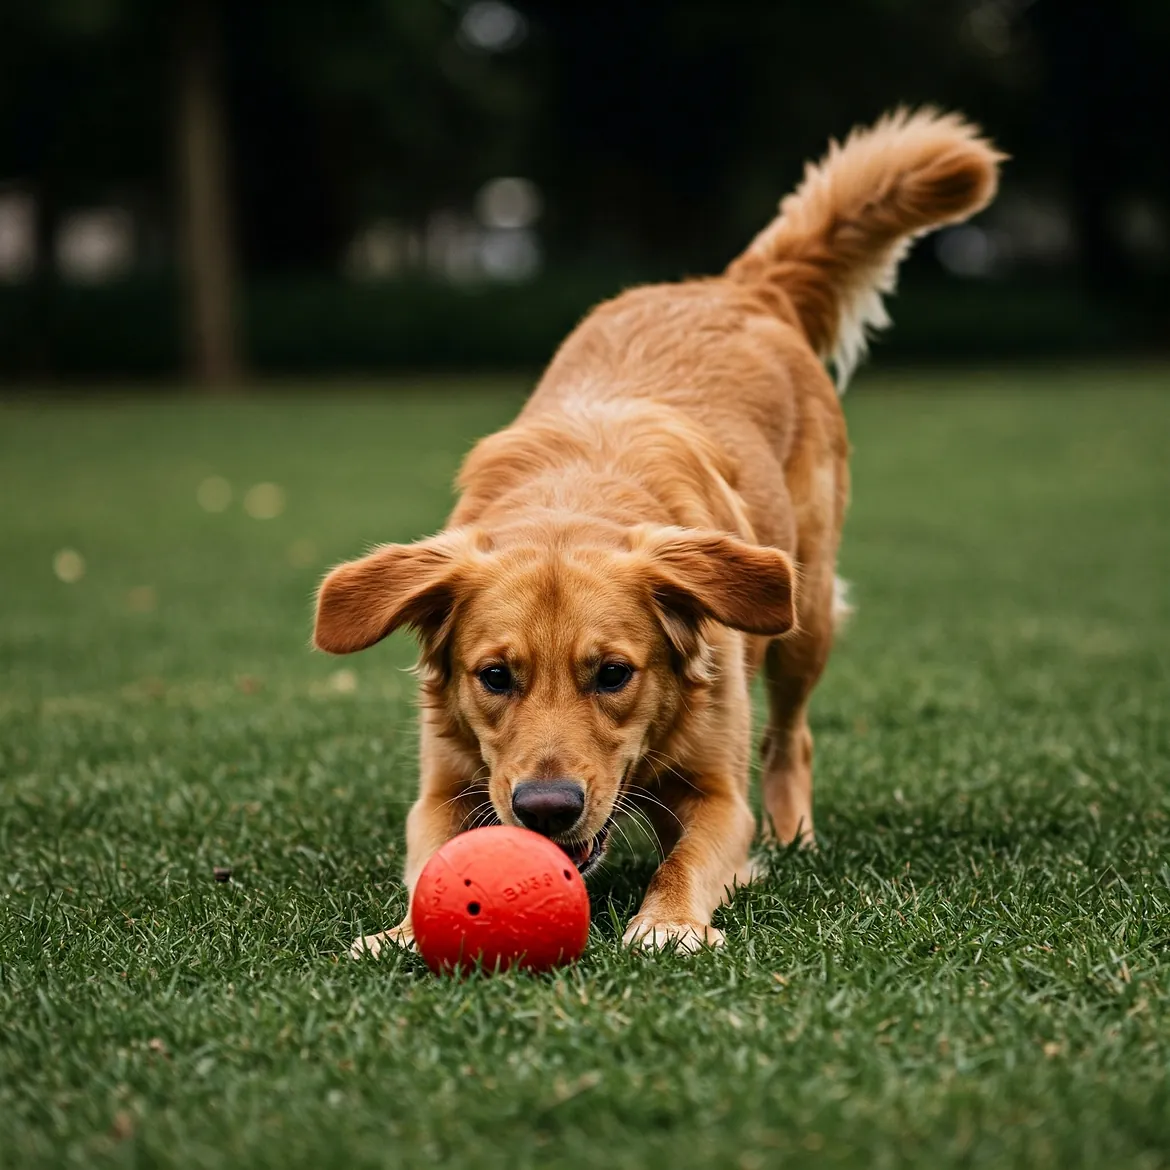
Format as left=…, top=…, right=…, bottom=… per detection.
left=316, top=109, right=1002, bottom=956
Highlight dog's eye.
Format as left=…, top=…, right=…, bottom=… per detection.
left=477, top=665, right=513, bottom=694
left=595, top=663, right=633, bottom=693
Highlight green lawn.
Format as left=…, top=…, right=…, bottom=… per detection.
left=2, top=368, right=1170, bottom=1169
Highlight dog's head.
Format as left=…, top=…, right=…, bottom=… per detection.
left=314, top=523, right=795, bottom=873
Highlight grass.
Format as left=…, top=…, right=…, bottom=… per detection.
left=2, top=366, right=1170, bottom=1169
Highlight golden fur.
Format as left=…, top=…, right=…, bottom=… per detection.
left=316, top=109, right=1003, bottom=955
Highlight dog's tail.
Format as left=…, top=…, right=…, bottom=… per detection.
left=726, top=108, right=1004, bottom=391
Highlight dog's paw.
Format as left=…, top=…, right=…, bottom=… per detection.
left=622, top=918, right=725, bottom=953
left=349, top=921, right=415, bottom=960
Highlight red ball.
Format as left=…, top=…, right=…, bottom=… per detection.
left=411, top=826, right=591, bottom=974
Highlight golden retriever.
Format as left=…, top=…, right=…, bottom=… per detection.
left=316, top=109, right=1002, bottom=956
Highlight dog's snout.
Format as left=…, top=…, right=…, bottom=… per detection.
left=511, top=779, right=585, bottom=837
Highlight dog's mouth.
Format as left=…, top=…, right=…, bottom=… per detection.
left=475, top=801, right=614, bottom=877
left=558, top=819, right=612, bottom=877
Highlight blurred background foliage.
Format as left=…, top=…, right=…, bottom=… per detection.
left=0, top=0, right=1167, bottom=383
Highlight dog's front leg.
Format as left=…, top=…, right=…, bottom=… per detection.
left=623, top=786, right=755, bottom=953
left=350, top=736, right=485, bottom=958
left=348, top=790, right=458, bottom=958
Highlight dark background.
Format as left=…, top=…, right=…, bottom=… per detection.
left=0, top=0, right=1167, bottom=383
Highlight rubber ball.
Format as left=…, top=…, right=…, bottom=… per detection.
left=411, top=825, right=591, bottom=974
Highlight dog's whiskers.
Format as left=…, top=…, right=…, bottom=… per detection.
left=642, top=748, right=703, bottom=796
left=624, top=787, right=684, bottom=836
left=606, top=806, right=643, bottom=859
left=612, top=794, right=665, bottom=858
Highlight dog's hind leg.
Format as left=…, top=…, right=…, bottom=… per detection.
left=759, top=567, right=838, bottom=846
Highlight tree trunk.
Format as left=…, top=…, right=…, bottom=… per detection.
left=176, top=0, right=241, bottom=387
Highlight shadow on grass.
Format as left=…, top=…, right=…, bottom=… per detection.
left=328, top=785, right=1142, bottom=968
left=594, top=795, right=1137, bottom=928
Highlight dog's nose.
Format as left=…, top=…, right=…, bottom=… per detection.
left=511, top=779, right=586, bottom=837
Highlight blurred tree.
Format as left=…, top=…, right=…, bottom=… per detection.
left=0, top=0, right=170, bottom=375
left=0, top=0, right=538, bottom=377
left=176, top=0, right=240, bottom=386
left=0, top=0, right=240, bottom=385
left=227, top=0, right=537, bottom=271
left=1029, top=0, right=1170, bottom=299
left=0, top=0, right=1166, bottom=378
left=518, top=0, right=1034, bottom=270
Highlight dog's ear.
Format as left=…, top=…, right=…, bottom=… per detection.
left=639, top=527, right=797, bottom=640
left=314, top=533, right=472, bottom=655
